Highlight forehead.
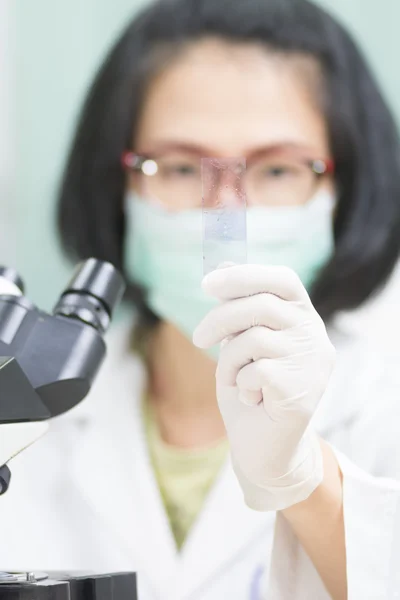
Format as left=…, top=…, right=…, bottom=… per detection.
left=135, top=38, right=328, bottom=156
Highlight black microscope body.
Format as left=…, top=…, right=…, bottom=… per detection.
left=0, top=259, right=138, bottom=599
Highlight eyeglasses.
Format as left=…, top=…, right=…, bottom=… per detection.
left=122, top=147, right=334, bottom=211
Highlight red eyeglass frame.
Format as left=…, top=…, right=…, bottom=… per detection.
left=121, top=150, right=335, bottom=177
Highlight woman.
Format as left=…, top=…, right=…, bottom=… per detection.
left=3, top=0, right=400, bottom=598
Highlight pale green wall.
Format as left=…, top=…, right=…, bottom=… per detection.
left=15, top=0, right=148, bottom=308
left=0, top=1, right=15, bottom=267
left=14, top=0, right=400, bottom=309
left=317, top=0, right=400, bottom=120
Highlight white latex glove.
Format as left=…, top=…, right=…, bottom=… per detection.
left=193, top=264, right=336, bottom=512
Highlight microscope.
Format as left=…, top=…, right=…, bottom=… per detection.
left=0, top=259, right=138, bottom=599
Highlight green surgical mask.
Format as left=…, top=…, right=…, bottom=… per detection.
left=124, top=192, right=335, bottom=353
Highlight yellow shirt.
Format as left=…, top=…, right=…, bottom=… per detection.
left=143, top=401, right=229, bottom=549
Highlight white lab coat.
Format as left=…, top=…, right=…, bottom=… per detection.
left=2, top=268, right=400, bottom=599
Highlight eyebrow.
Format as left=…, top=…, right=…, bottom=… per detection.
left=137, top=141, right=218, bottom=157
left=135, top=140, right=328, bottom=160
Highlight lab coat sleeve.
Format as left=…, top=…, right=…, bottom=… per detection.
left=264, top=447, right=400, bottom=599
left=262, top=339, right=400, bottom=599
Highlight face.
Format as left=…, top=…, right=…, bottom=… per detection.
left=125, top=39, right=336, bottom=346
left=129, top=38, right=334, bottom=211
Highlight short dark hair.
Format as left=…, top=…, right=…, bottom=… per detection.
left=57, top=0, right=400, bottom=327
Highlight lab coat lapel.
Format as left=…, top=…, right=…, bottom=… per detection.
left=69, top=323, right=274, bottom=599
left=69, top=329, right=180, bottom=599
left=179, top=459, right=275, bottom=598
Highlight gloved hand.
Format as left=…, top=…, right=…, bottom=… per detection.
left=193, top=264, right=336, bottom=512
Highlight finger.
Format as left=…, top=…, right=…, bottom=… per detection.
left=202, top=264, right=310, bottom=303
left=193, top=293, right=299, bottom=349
left=217, top=326, right=293, bottom=386
left=238, top=390, right=263, bottom=407
left=236, top=358, right=272, bottom=392
left=236, top=359, right=310, bottom=421
left=235, top=359, right=283, bottom=418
